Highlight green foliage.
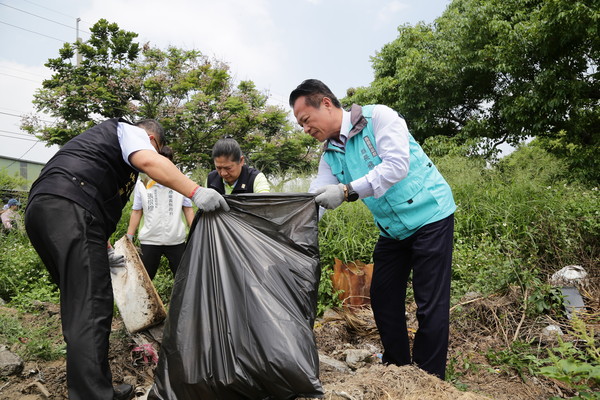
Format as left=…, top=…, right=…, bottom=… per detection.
left=0, top=312, right=65, bottom=361
left=486, top=340, right=544, bottom=380
left=316, top=201, right=379, bottom=313
left=446, top=352, right=480, bottom=389
left=442, top=144, right=600, bottom=279
left=318, top=201, right=379, bottom=266
left=344, top=0, right=600, bottom=183
left=0, top=170, right=27, bottom=191
left=539, top=317, right=600, bottom=398
left=22, top=20, right=320, bottom=175
left=0, top=230, right=55, bottom=304
left=22, top=19, right=141, bottom=144
left=153, top=259, right=175, bottom=305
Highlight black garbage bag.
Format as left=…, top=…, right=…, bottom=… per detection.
left=149, top=193, right=324, bottom=400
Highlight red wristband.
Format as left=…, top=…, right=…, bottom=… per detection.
left=189, top=185, right=200, bottom=198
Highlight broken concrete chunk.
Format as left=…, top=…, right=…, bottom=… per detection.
left=0, top=345, right=24, bottom=377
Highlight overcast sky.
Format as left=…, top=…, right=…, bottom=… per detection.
left=0, top=0, right=451, bottom=162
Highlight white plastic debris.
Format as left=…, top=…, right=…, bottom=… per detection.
left=541, top=324, right=563, bottom=338
left=550, top=265, right=588, bottom=287
left=111, top=236, right=167, bottom=333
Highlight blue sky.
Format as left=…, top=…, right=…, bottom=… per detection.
left=0, top=0, right=451, bottom=162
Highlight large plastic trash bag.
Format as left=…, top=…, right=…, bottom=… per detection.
left=149, top=193, right=324, bottom=400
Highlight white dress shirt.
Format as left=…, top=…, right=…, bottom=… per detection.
left=309, top=104, right=410, bottom=199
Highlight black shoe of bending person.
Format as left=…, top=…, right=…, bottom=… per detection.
left=114, top=383, right=135, bottom=400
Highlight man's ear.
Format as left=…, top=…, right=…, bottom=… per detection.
left=239, top=155, right=245, bottom=165
left=322, top=97, right=333, bottom=109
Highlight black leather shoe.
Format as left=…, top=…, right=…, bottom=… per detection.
left=114, top=383, right=135, bottom=400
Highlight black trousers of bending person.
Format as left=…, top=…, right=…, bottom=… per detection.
left=25, top=195, right=116, bottom=400
left=370, top=214, right=454, bottom=380
left=139, top=243, right=186, bottom=279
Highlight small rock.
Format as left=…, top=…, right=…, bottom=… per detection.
left=0, top=345, right=24, bottom=377
left=462, top=291, right=483, bottom=302
left=343, top=349, right=374, bottom=369
left=318, top=353, right=350, bottom=373
left=25, top=381, right=51, bottom=399
left=541, top=324, right=564, bottom=344
left=123, top=375, right=137, bottom=386
left=328, top=391, right=356, bottom=400
left=550, top=265, right=588, bottom=287
left=542, top=324, right=563, bottom=337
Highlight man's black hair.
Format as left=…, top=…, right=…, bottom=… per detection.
left=289, top=79, right=341, bottom=109
left=135, top=119, right=165, bottom=146
left=159, top=145, right=174, bottom=161
left=212, top=137, right=243, bottom=162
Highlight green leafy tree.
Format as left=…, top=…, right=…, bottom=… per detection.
left=344, top=0, right=599, bottom=182
left=22, top=20, right=319, bottom=175
left=22, top=19, right=140, bottom=144
left=0, top=170, right=27, bottom=191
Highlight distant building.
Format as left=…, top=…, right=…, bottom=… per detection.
left=0, top=134, right=59, bottom=190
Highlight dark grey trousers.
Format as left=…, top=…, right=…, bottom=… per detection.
left=26, top=194, right=115, bottom=400
left=370, top=214, right=454, bottom=380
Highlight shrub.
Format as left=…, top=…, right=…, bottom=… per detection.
left=0, top=229, right=55, bottom=305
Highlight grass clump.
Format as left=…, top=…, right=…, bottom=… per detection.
left=0, top=309, right=65, bottom=361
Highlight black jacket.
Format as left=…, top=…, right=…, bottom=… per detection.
left=206, top=165, right=260, bottom=195
left=28, top=118, right=138, bottom=237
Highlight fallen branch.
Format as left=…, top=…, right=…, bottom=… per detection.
left=513, top=287, right=529, bottom=342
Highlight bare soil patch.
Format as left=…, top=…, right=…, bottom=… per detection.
left=1, top=288, right=598, bottom=399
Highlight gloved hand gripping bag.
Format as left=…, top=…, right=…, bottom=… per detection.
left=150, top=193, right=324, bottom=400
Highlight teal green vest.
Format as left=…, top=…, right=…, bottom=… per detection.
left=323, top=105, right=456, bottom=240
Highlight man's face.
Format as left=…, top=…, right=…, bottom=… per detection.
left=214, top=155, right=244, bottom=185
left=293, top=96, right=339, bottom=142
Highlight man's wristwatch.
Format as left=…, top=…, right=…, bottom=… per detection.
left=344, top=183, right=359, bottom=202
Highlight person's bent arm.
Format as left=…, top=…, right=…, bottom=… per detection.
left=130, top=150, right=198, bottom=197
left=127, top=209, right=143, bottom=238
left=182, top=206, right=194, bottom=226
left=129, top=150, right=229, bottom=212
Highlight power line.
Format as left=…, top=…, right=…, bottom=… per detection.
left=0, top=110, right=55, bottom=124
left=0, top=132, right=39, bottom=141
left=0, top=20, right=66, bottom=42
left=0, top=65, right=47, bottom=78
left=0, top=139, right=40, bottom=171
left=0, top=3, right=84, bottom=32
left=0, top=71, right=41, bottom=83
left=0, top=110, right=28, bottom=118
left=19, top=0, right=94, bottom=28
left=19, top=0, right=72, bottom=18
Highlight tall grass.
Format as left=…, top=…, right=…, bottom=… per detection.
left=2, top=144, right=598, bottom=315
left=316, top=144, right=599, bottom=308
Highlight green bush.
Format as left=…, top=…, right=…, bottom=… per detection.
left=316, top=201, right=379, bottom=314
left=440, top=145, right=599, bottom=285
left=0, top=229, right=55, bottom=304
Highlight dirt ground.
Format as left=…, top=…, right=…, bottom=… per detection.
left=4, top=288, right=598, bottom=400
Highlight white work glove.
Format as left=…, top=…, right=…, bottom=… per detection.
left=314, top=183, right=345, bottom=210
left=108, top=247, right=126, bottom=268
left=126, top=233, right=134, bottom=241
left=192, top=186, right=230, bottom=212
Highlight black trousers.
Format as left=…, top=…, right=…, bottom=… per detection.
left=370, top=214, right=454, bottom=379
left=140, top=243, right=186, bottom=279
left=25, top=195, right=115, bottom=400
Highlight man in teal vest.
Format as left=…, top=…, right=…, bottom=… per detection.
left=289, top=79, right=456, bottom=380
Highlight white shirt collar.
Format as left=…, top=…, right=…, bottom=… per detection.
left=330, top=109, right=352, bottom=147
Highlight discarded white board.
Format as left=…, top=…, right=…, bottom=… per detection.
left=111, top=236, right=167, bottom=333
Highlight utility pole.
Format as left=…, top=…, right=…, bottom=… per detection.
left=76, top=17, right=82, bottom=66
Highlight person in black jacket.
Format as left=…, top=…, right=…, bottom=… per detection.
left=206, top=137, right=270, bottom=194
left=24, top=119, right=229, bottom=400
